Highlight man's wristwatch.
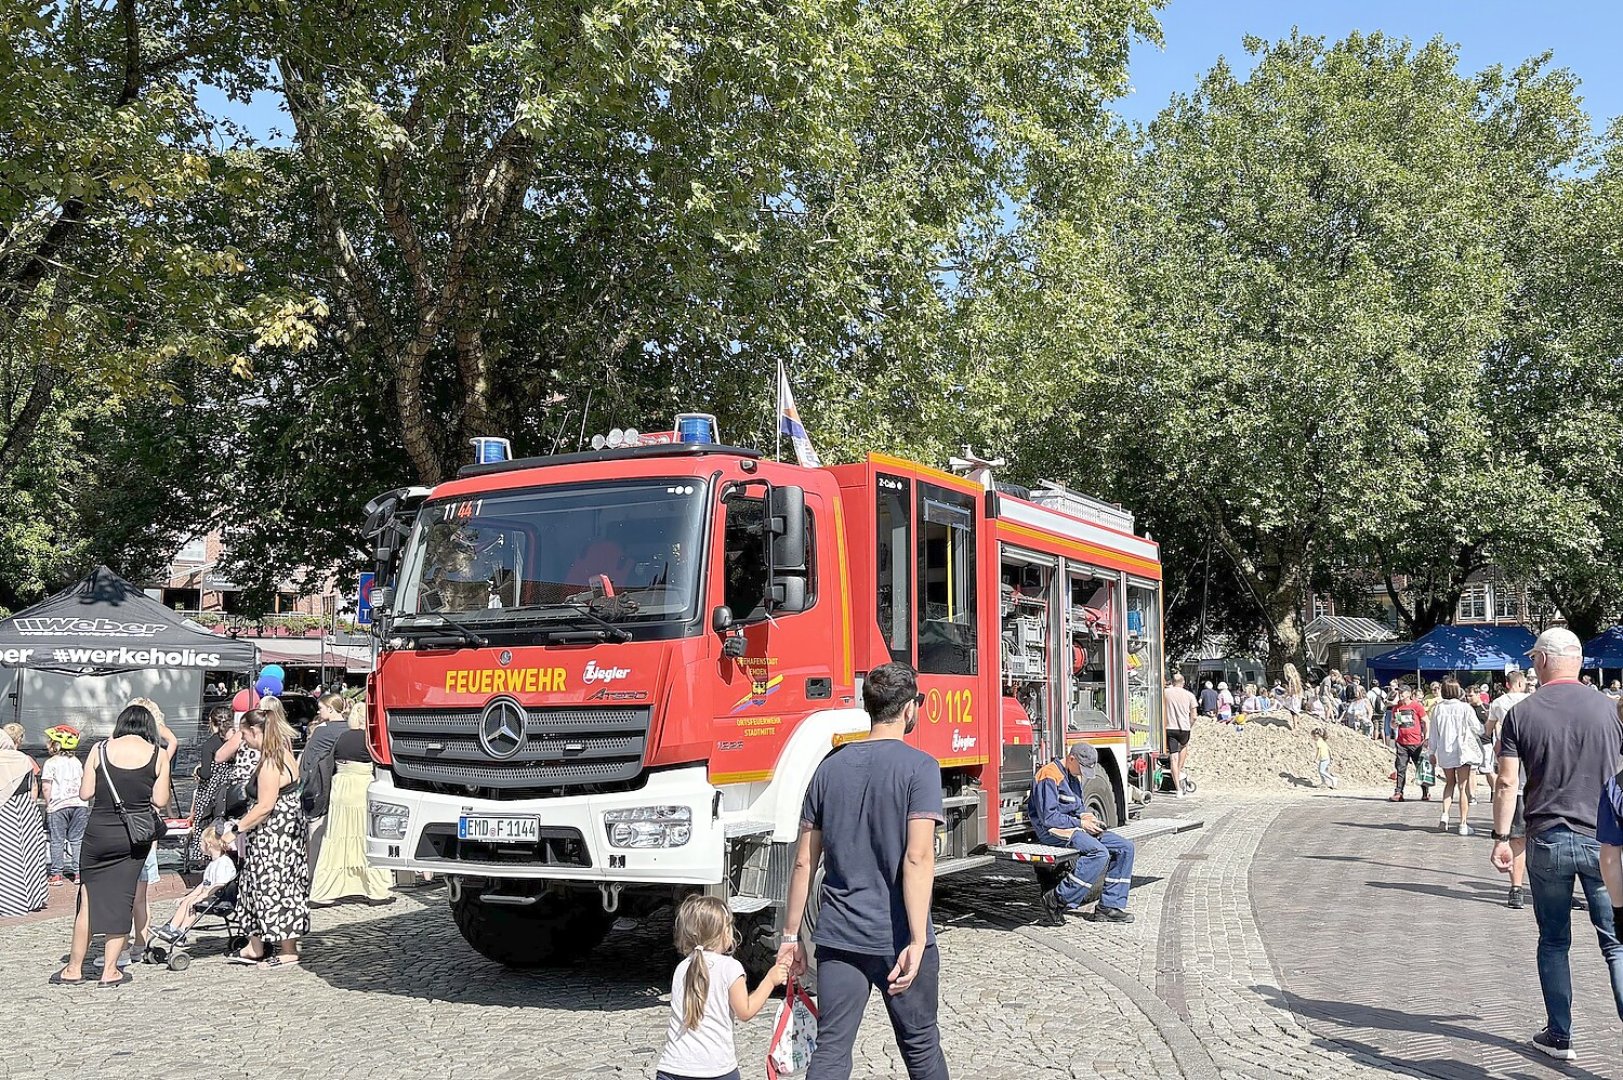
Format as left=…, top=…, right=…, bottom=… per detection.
left=1490, top=830, right=1511, bottom=842
left=781, top=933, right=798, bottom=944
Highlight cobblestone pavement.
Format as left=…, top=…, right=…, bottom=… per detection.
left=1251, top=793, right=1623, bottom=1079
left=3, top=791, right=1619, bottom=1080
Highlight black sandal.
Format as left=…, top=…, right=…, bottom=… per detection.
left=227, top=948, right=267, bottom=966
left=48, top=969, right=85, bottom=986
left=97, top=971, right=133, bottom=988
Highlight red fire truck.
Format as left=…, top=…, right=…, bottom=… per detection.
left=361, top=428, right=1166, bottom=969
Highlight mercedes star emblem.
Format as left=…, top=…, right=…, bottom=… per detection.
left=477, top=697, right=527, bottom=760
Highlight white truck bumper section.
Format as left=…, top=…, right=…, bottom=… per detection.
left=366, top=765, right=724, bottom=886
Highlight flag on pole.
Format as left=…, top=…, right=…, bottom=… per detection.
left=777, top=361, right=821, bottom=468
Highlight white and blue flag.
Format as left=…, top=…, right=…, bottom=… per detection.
left=777, top=361, right=821, bottom=468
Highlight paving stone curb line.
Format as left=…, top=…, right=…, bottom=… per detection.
left=1016, top=922, right=1222, bottom=1080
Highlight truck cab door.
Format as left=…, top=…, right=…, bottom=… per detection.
left=705, top=484, right=835, bottom=787
left=910, top=480, right=989, bottom=769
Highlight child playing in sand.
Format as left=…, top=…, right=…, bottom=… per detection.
left=1312, top=728, right=1338, bottom=789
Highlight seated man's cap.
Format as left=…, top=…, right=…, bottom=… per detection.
left=1066, top=742, right=1099, bottom=777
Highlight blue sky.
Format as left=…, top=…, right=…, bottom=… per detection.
left=1120, top=1, right=1621, bottom=129
left=204, top=3, right=1621, bottom=141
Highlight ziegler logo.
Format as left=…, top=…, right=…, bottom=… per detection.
left=583, top=660, right=631, bottom=684
left=951, top=730, right=978, bottom=753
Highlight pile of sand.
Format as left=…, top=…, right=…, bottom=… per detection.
left=1183, top=714, right=1394, bottom=794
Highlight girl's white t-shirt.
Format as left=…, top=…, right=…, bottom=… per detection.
left=658, top=949, right=746, bottom=1077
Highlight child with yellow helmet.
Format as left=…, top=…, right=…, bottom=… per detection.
left=41, top=725, right=88, bottom=886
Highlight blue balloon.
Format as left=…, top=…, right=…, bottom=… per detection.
left=260, top=664, right=286, bottom=681
left=255, top=675, right=284, bottom=698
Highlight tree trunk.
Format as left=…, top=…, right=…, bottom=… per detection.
left=1558, top=596, right=1608, bottom=643
left=1265, top=603, right=1307, bottom=678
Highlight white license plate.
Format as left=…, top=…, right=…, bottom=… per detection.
left=457, top=815, right=539, bottom=843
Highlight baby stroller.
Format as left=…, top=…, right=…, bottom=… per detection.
left=142, top=856, right=246, bottom=972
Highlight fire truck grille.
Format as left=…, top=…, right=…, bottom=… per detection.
left=387, top=706, right=651, bottom=796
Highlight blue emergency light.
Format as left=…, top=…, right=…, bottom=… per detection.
left=470, top=436, right=512, bottom=464
left=675, top=413, right=719, bottom=445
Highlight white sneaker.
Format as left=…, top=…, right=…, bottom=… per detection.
left=92, top=953, right=133, bottom=970
left=1458, top=822, right=1471, bottom=837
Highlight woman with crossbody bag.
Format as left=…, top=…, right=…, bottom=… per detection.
left=52, top=704, right=170, bottom=988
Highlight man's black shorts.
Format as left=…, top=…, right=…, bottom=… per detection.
left=1167, top=728, right=1191, bottom=754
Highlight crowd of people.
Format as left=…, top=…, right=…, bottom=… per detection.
left=0, top=689, right=394, bottom=985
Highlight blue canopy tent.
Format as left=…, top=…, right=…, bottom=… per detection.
left=1582, top=626, right=1623, bottom=675
left=1366, top=625, right=1536, bottom=682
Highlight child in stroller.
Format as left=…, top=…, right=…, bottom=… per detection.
left=145, top=825, right=241, bottom=971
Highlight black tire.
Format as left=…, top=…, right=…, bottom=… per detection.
left=1181, top=777, right=1197, bottom=795
left=1082, top=773, right=1119, bottom=828
left=450, top=889, right=615, bottom=969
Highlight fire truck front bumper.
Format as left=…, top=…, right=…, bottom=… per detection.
left=364, top=766, right=725, bottom=885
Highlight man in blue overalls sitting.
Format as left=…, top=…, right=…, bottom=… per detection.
left=1028, top=742, right=1136, bottom=924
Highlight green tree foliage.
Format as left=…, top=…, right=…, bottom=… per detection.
left=228, top=0, right=1159, bottom=484
left=0, top=1, right=322, bottom=603
left=1488, top=125, right=1623, bottom=639
left=1033, top=33, right=1581, bottom=669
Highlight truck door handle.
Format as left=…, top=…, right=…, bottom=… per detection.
left=806, top=677, right=832, bottom=700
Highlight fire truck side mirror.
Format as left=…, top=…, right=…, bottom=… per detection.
left=769, top=575, right=808, bottom=614
left=712, top=606, right=735, bottom=633
left=766, top=485, right=807, bottom=573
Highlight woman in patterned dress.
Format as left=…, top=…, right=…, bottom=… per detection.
left=186, top=706, right=249, bottom=867
left=222, top=707, right=309, bottom=968
left=0, top=728, right=48, bottom=916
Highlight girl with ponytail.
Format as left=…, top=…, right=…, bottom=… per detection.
left=656, top=894, right=788, bottom=1080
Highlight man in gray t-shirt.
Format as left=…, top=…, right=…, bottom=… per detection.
left=780, top=662, right=948, bottom=1080
left=1491, top=628, right=1623, bottom=1061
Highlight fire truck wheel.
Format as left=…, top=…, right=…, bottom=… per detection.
left=450, top=889, right=614, bottom=968
left=1082, top=773, right=1119, bottom=829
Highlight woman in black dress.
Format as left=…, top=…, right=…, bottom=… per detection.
left=223, top=706, right=309, bottom=968
left=54, top=704, right=171, bottom=986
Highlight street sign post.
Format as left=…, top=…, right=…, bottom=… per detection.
left=357, top=572, right=376, bottom=627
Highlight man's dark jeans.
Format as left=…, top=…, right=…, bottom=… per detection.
left=809, top=944, right=949, bottom=1080
left=1392, top=744, right=1425, bottom=796
left=1527, top=825, right=1623, bottom=1040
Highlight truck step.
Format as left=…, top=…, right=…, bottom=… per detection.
left=723, top=820, right=776, bottom=839
left=987, top=841, right=1080, bottom=865
left=728, top=895, right=773, bottom=915
left=933, top=854, right=996, bottom=878
left=988, top=816, right=1203, bottom=864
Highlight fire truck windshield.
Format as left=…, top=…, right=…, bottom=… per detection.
left=393, top=479, right=708, bottom=633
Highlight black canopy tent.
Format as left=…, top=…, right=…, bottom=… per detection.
left=0, top=566, right=257, bottom=747
left=0, top=564, right=257, bottom=674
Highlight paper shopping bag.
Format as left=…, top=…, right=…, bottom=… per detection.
left=766, top=976, right=819, bottom=1078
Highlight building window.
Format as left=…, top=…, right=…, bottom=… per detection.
left=1457, top=583, right=1489, bottom=622
left=1493, top=586, right=1518, bottom=622
left=1311, top=594, right=1332, bottom=620
left=175, top=536, right=207, bottom=563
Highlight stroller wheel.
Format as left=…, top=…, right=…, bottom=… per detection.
left=1182, top=777, right=1197, bottom=794
left=168, top=951, right=191, bottom=972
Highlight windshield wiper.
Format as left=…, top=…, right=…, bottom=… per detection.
left=519, top=603, right=633, bottom=643
left=393, top=613, right=489, bottom=648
